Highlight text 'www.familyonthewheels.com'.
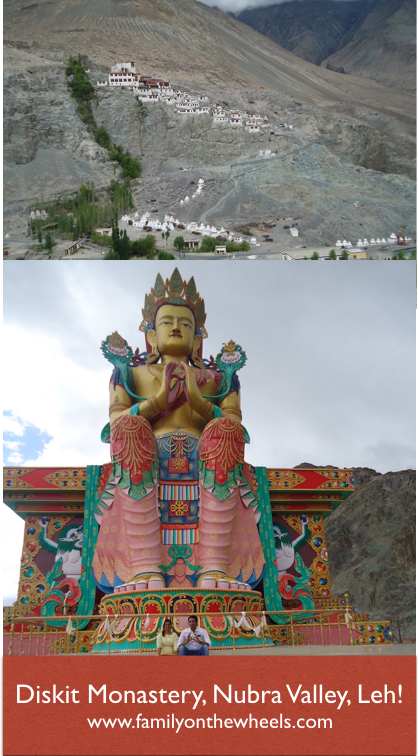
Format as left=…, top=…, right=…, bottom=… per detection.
left=87, top=713, right=333, bottom=733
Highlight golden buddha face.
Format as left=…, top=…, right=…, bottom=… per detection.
left=147, top=304, right=201, bottom=359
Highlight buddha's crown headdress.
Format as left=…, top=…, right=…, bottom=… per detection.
left=139, top=268, right=208, bottom=339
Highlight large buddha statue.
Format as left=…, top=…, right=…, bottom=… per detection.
left=92, top=269, right=265, bottom=593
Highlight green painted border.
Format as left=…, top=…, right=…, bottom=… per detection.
left=75, top=465, right=101, bottom=629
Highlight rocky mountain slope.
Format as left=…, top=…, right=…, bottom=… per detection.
left=3, top=0, right=416, bottom=244
left=235, top=0, right=416, bottom=91
left=324, top=468, right=416, bottom=641
left=235, top=0, right=379, bottom=67
left=322, top=0, right=416, bottom=91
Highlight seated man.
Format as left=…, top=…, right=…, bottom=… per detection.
left=178, top=615, right=211, bottom=656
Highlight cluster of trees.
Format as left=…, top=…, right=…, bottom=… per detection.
left=105, top=222, right=176, bottom=260
left=66, top=54, right=95, bottom=131
left=35, top=230, right=55, bottom=254
left=29, top=180, right=133, bottom=241
left=108, top=145, right=142, bottom=179
left=304, top=249, right=348, bottom=260
left=105, top=221, right=156, bottom=259
left=66, top=56, right=142, bottom=180
left=392, top=250, right=416, bottom=260
left=197, top=237, right=250, bottom=254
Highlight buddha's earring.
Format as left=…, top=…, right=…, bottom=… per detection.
left=191, top=344, right=205, bottom=370
left=146, top=348, right=160, bottom=365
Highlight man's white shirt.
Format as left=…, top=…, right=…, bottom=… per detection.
left=178, top=627, right=211, bottom=650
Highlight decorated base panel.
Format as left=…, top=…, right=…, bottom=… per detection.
left=91, top=588, right=272, bottom=652
left=4, top=464, right=394, bottom=651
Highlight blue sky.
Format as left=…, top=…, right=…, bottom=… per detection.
left=3, top=411, right=53, bottom=466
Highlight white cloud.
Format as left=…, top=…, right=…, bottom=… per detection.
left=3, top=414, right=26, bottom=436
left=200, top=0, right=355, bottom=13
left=5, top=452, right=24, bottom=465
left=3, top=441, right=22, bottom=451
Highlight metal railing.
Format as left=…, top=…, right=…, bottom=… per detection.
left=5, top=599, right=367, bottom=655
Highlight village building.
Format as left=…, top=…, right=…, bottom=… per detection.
left=279, top=252, right=295, bottom=260
left=229, top=113, right=243, bottom=126
left=136, top=91, right=160, bottom=103
left=111, top=62, right=136, bottom=73
left=54, top=240, right=82, bottom=256
left=348, top=249, right=367, bottom=259
left=95, top=228, right=112, bottom=236
left=183, top=239, right=200, bottom=249
left=213, top=112, right=228, bottom=123
left=214, top=245, right=227, bottom=255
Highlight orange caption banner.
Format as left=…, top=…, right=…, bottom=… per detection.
left=3, top=655, right=416, bottom=756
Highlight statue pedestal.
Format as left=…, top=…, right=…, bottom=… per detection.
left=91, top=587, right=273, bottom=653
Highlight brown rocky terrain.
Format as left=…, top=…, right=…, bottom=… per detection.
left=324, top=468, right=416, bottom=642
left=3, top=0, right=416, bottom=247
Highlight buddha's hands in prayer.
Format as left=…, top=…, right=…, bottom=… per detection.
left=155, top=361, right=185, bottom=410
left=180, top=362, right=204, bottom=413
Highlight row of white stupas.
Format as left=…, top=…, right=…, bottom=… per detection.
left=120, top=212, right=260, bottom=246
left=335, top=234, right=411, bottom=247
left=179, top=178, right=205, bottom=205
left=30, top=210, right=48, bottom=219
left=120, top=212, right=181, bottom=232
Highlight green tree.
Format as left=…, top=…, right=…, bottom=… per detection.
left=44, top=232, right=54, bottom=253
left=37, top=228, right=43, bottom=244
left=173, top=236, right=185, bottom=254
left=104, top=249, right=120, bottom=260
left=111, top=219, right=121, bottom=259
left=200, top=236, right=217, bottom=253
left=147, top=251, right=156, bottom=259
left=341, top=249, right=349, bottom=260
left=329, top=249, right=336, bottom=260
left=310, top=251, right=319, bottom=260
left=120, top=229, right=131, bottom=260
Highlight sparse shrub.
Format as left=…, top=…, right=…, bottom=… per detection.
left=95, top=125, right=111, bottom=149
left=157, top=251, right=175, bottom=260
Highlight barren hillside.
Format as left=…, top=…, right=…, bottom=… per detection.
left=3, top=0, right=416, bottom=247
